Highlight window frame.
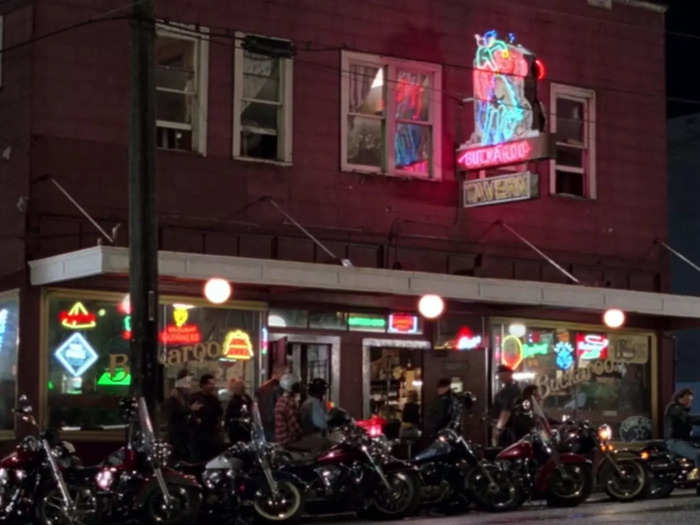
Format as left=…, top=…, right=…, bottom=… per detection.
left=233, top=31, right=294, bottom=165
left=341, top=51, right=443, bottom=181
left=549, top=83, right=596, bottom=198
left=154, top=23, right=209, bottom=156
left=0, top=288, right=19, bottom=440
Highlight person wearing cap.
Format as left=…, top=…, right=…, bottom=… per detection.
left=274, top=373, right=304, bottom=446
left=164, top=369, right=202, bottom=460
left=492, top=365, right=521, bottom=447
left=425, top=378, right=457, bottom=437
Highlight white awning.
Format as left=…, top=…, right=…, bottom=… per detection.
left=27, top=245, right=700, bottom=319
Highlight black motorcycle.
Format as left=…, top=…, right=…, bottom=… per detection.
left=412, top=392, right=523, bottom=513
left=198, top=402, right=304, bottom=523
left=638, top=439, right=699, bottom=498
left=557, top=420, right=647, bottom=501
left=278, top=407, right=421, bottom=520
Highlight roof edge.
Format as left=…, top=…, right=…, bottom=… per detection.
left=613, top=0, right=667, bottom=14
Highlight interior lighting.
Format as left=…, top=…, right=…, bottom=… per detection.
left=418, top=294, right=444, bottom=319
left=513, top=372, right=535, bottom=381
left=508, top=323, right=526, bottom=338
left=603, top=308, right=625, bottom=329
left=204, top=278, right=232, bottom=304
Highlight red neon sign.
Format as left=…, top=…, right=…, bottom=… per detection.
left=457, top=140, right=532, bottom=170
left=576, top=333, right=609, bottom=361
left=159, top=324, right=202, bottom=345
left=59, top=302, right=97, bottom=330
left=455, top=327, right=483, bottom=350
left=222, top=330, right=254, bottom=360
left=388, top=314, right=419, bottom=334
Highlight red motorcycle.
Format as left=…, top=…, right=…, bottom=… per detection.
left=495, top=398, right=593, bottom=507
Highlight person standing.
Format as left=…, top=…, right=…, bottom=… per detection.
left=274, top=373, right=303, bottom=447
left=665, top=388, right=700, bottom=481
left=190, top=374, right=223, bottom=462
left=492, top=365, right=521, bottom=447
left=256, top=369, right=283, bottom=441
left=164, top=370, right=201, bottom=461
left=225, top=378, right=253, bottom=445
left=300, top=378, right=329, bottom=436
left=425, top=378, right=456, bottom=437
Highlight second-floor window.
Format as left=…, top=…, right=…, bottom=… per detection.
left=341, top=51, right=442, bottom=180
left=155, top=25, right=209, bottom=154
left=233, top=34, right=294, bottom=163
left=550, top=84, right=596, bottom=198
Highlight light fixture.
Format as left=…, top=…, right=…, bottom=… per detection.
left=508, top=323, right=526, bottom=338
left=267, top=314, right=287, bottom=327
left=513, top=372, right=535, bottom=381
left=204, top=278, right=232, bottom=304
left=418, top=294, right=444, bottom=319
left=603, top=308, right=625, bottom=329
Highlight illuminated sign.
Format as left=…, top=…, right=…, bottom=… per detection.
left=456, top=327, right=482, bottom=350
left=97, top=368, right=132, bottom=386
left=501, top=335, right=523, bottom=370
left=0, top=308, right=7, bottom=350
left=221, top=330, right=254, bottom=360
left=388, top=314, right=420, bottom=334
left=463, top=171, right=539, bottom=208
left=348, top=315, right=387, bottom=330
left=554, top=341, right=574, bottom=371
left=457, top=134, right=553, bottom=171
left=522, top=341, right=548, bottom=359
left=122, top=315, right=131, bottom=341
left=54, top=333, right=98, bottom=377
left=59, top=302, right=97, bottom=330
left=159, top=306, right=202, bottom=345
left=261, top=327, right=269, bottom=356
left=537, top=358, right=628, bottom=399
left=576, top=333, right=609, bottom=361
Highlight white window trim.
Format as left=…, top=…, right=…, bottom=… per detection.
left=549, top=83, right=596, bottom=198
left=233, top=31, right=293, bottom=165
left=341, top=51, right=442, bottom=181
left=155, top=23, right=209, bottom=156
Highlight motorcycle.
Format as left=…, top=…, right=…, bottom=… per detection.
left=278, top=407, right=421, bottom=520
left=412, top=392, right=523, bottom=513
left=495, top=398, right=593, bottom=507
left=41, top=397, right=202, bottom=525
left=558, top=419, right=647, bottom=501
left=0, top=394, right=86, bottom=524
left=638, top=439, right=698, bottom=498
left=198, top=402, right=304, bottom=523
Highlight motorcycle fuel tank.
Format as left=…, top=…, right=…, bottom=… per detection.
left=497, top=440, right=533, bottom=460
left=316, top=444, right=361, bottom=465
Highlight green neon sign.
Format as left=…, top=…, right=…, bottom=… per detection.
left=97, top=369, right=132, bottom=386
left=522, top=342, right=549, bottom=359
left=348, top=315, right=387, bottom=328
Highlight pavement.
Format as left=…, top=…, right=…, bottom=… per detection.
left=314, top=490, right=700, bottom=524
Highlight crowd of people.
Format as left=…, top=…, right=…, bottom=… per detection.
left=164, top=365, right=700, bottom=484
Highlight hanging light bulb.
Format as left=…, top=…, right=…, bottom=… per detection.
left=418, top=294, right=444, bottom=319
left=603, top=308, right=625, bottom=329
left=204, top=278, right=232, bottom=304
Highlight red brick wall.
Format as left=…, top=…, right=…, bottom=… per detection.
left=18, top=0, right=668, bottom=290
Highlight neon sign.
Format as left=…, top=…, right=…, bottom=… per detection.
left=456, top=327, right=482, bottom=350
left=388, top=314, right=420, bottom=334
left=522, top=342, right=548, bottom=359
left=54, top=333, right=98, bottom=377
left=59, top=302, right=97, bottom=330
left=554, top=341, right=575, bottom=371
left=348, top=315, right=386, bottom=330
left=576, top=333, right=609, bottom=361
left=97, top=368, right=132, bottom=386
left=122, top=315, right=131, bottom=341
left=501, top=335, right=523, bottom=370
left=0, top=308, right=7, bottom=350
left=221, top=330, right=254, bottom=360
left=159, top=306, right=202, bottom=345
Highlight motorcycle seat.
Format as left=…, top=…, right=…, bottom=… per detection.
left=283, top=450, right=318, bottom=466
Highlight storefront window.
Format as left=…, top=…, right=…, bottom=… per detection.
left=46, top=291, right=263, bottom=431
left=0, top=290, right=19, bottom=431
left=268, top=308, right=308, bottom=328
left=491, top=319, right=654, bottom=441
left=308, top=311, right=346, bottom=330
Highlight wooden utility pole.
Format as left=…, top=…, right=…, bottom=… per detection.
left=128, top=0, right=159, bottom=410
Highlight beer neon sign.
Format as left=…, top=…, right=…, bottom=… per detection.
left=59, top=302, right=97, bottom=330
left=221, top=330, right=254, bottom=360
left=576, top=333, right=609, bottom=361
left=159, top=306, right=202, bottom=345
left=456, top=327, right=482, bottom=350
left=501, top=335, right=523, bottom=369
left=388, top=313, right=419, bottom=334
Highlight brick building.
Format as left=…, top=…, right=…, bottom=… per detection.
left=0, top=0, right=691, bottom=453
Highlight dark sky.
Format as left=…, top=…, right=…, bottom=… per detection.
left=665, top=0, right=700, bottom=118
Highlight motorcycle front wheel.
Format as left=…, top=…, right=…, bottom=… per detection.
left=600, top=459, right=646, bottom=501
left=546, top=463, right=592, bottom=507
left=252, top=479, right=304, bottom=523
left=36, top=485, right=98, bottom=525
left=144, top=484, right=201, bottom=525
left=466, top=464, right=524, bottom=512
left=371, top=470, right=420, bottom=518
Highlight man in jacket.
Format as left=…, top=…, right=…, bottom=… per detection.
left=274, top=373, right=303, bottom=447
left=225, top=378, right=253, bottom=444
left=492, top=365, right=521, bottom=447
left=665, top=388, right=700, bottom=480
left=190, top=374, right=224, bottom=462
left=256, top=369, right=283, bottom=441
left=425, top=378, right=456, bottom=437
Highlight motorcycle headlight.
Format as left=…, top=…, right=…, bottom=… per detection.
left=597, top=424, right=613, bottom=443
left=202, top=470, right=223, bottom=490
left=96, top=468, right=114, bottom=490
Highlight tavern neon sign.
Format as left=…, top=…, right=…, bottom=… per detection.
left=457, top=140, right=532, bottom=170
left=159, top=306, right=202, bottom=345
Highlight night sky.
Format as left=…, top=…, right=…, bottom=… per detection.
left=665, top=0, right=700, bottom=118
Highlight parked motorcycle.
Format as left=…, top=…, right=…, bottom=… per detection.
left=40, top=397, right=202, bottom=525
left=412, top=392, right=523, bottom=513
left=558, top=420, right=647, bottom=501
left=0, top=394, right=86, bottom=524
left=495, top=398, right=593, bottom=507
left=278, top=407, right=421, bottom=520
left=638, top=439, right=698, bottom=498
left=199, top=402, right=304, bottom=523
